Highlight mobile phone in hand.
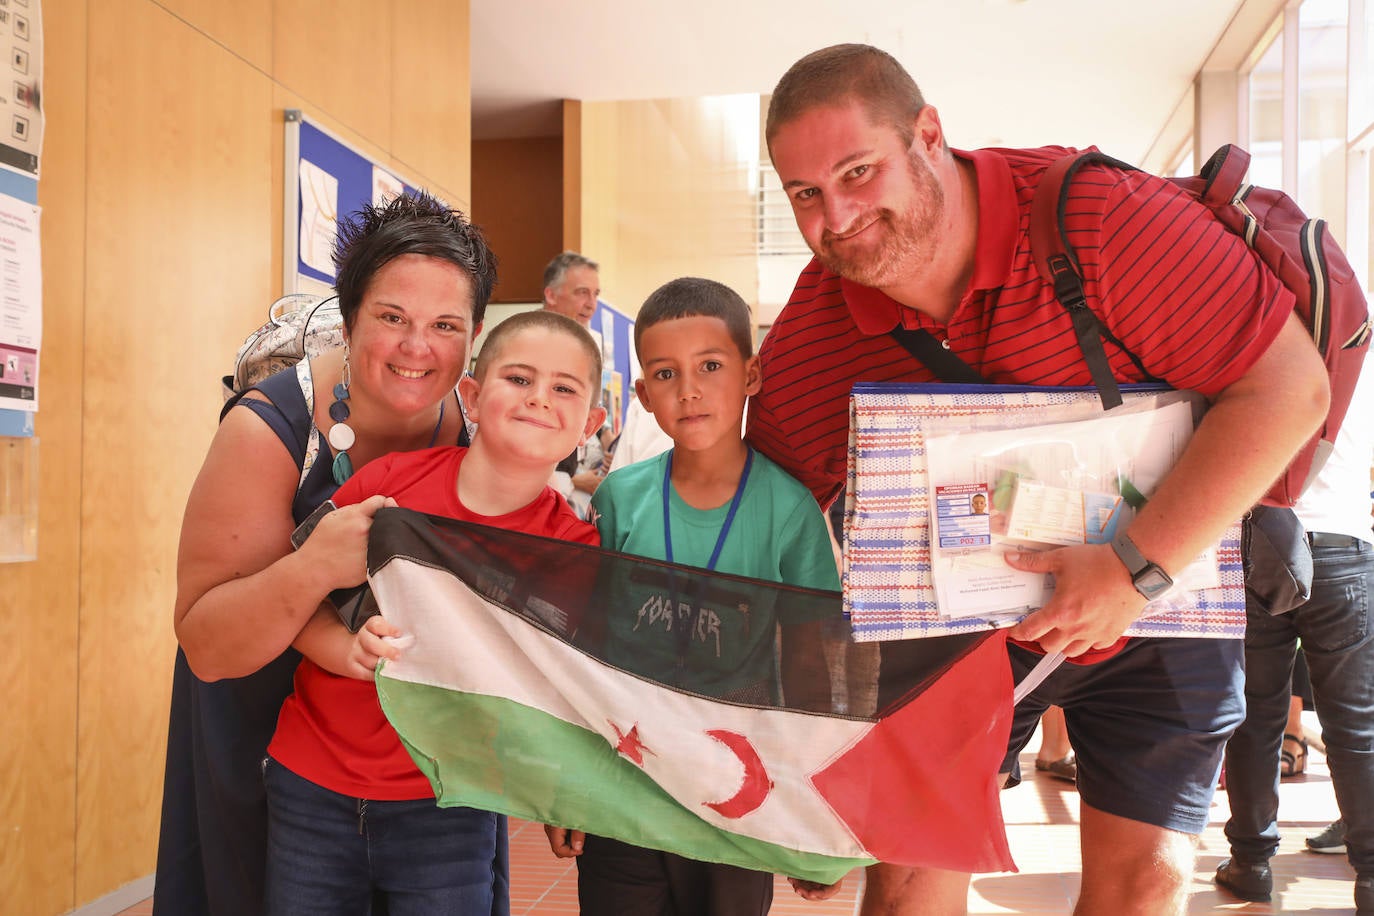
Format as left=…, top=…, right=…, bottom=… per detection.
left=290, top=499, right=337, bottom=550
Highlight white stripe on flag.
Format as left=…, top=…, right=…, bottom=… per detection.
left=373, top=557, right=877, bottom=860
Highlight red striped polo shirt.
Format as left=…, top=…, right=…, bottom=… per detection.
left=747, top=146, right=1294, bottom=510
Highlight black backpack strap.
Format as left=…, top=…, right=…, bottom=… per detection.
left=1028, top=152, right=1148, bottom=410
left=888, top=328, right=987, bottom=384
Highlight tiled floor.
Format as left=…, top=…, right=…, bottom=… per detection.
left=117, top=714, right=1360, bottom=914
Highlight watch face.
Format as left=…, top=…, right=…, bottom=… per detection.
left=1135, top=567, right=1173, bottom=600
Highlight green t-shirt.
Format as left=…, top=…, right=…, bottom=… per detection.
left=589, top=449, right=839, bottom=700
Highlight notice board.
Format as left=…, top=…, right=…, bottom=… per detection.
left=284, top=111, right=418, bottom=296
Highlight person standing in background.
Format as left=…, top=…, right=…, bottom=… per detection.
left=609, top=378, right=677, bottom=473
left=541, top=251, right=608, bottom=510
left=541, top=250, right=601, bottom=328
left=1217, top=365, right=1374, bottom=914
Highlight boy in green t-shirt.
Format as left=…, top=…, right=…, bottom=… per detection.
left=544, top=277, right=842, bottom=913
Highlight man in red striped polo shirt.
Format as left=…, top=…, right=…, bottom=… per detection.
left=750, top=44, right=1329, bottom=915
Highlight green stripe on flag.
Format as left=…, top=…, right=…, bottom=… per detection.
left=377, top=673, right=872, bottom=885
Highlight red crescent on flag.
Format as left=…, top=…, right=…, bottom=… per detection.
left=702, top=729, right=773, bottom=818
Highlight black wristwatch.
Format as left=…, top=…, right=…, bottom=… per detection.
left=1110, top=531, right=1173, bottom=600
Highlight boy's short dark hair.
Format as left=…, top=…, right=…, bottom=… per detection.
left=333, top=191, right=498, bottom=332
left=633, top=278, right=754, bottom=362
left=474, top=309, right=603, bottom=390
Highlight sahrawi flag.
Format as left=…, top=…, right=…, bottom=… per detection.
left=368, top=508, right=1016, bottom=884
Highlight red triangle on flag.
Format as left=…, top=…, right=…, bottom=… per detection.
left=811, top=629, right=1017, bottom=874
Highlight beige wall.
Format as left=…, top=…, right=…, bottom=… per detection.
left=2, top=13, right=752, bottom=912
left=472, top=136, right=563, bottom=302
left=565, top=95, right=760, bottom=319
left=0, top=2, right=471, bottom=911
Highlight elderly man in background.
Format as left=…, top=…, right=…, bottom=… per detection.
left=542, top=250, right=601, bottom=327
left=541, top=251, right=607, bottom=512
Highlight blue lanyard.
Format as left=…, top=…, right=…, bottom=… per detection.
left=661, top=448, right=753, bottom=571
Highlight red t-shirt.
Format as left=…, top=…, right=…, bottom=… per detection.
left=268, top=446, right=599, bottom=799
left=747, top=146, right=1293, bottom=664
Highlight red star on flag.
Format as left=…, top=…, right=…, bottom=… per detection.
left=610, top=721, right=653, bottom=766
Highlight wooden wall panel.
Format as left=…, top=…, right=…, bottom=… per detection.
left=390, top=0, right=471, bottom=209
left=158, top=0, right=273, bottom=71
left=0, top=1, right=87, bottom=912
left=575, top=96, right=759, bottom=319
left=0, top=1, right=475, bottom=910
left=562, top=100, right=583, bottom=252
left=77, top=0, right=276, bottom=900
left=472, top=136, right=562, bottom=302
left=575, top=101, right=622, bottom=306
left=273, top=0, right=393, bottom=152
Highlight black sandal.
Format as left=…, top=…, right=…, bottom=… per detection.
left=1280, top=732, right=1308, bottom=778
left=1035, top=753, right=1077, bottom=782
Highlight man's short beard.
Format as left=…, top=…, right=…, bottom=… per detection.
left=813, top=151, right=945, bottom=289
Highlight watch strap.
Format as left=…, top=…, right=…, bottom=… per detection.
left=1110, top=530, right=1150, bottom=575
left=1111, top=530, right=1173, bottom=599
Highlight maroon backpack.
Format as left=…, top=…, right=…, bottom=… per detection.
left=1029, top=144, right=1372, bottom=507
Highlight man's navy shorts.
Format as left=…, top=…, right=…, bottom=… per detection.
left=1003, top=635, right=1245, bottom=835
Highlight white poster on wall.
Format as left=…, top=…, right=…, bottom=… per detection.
left=0, top=192, right=40, bottom=411
left=299, top=158, right=339, bottom=277
left=0, top=0, right=41, bottom=177
left=372, top=166, right=403, bottom=205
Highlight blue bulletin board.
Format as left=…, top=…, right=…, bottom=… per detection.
left=281, top=110, right=638, bottom=430
left=592, top=300, right=635, bottom=431
left=284, top=111, right=418, bottom=295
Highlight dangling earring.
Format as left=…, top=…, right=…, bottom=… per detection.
left=328, top=350, right=357, bottom=484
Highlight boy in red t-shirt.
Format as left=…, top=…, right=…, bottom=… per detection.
left=263, top=310, right=606, bottom=915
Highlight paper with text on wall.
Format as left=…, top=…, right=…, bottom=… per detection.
left=924, top=399, right=1220, bottom=621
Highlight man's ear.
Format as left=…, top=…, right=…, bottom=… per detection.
left=457, top=374, right=481, bottom=423
left=634, top=377, right=654, bottom=413
left=582, top=405, right=609, bottom=442
left=912, top=105, right=945, bottom=157
left=744, top=355, right=762, bottom=397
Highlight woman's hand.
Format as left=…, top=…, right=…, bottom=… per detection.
left=175, top=406, right=387, bottom=680
left=298, top=495, right=399, bottom=589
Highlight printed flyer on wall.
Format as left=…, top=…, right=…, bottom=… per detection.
left=0, top=192, right=40, bottom=411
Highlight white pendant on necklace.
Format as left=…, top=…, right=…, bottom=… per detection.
left=328, top=422, right=356, bottom=452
